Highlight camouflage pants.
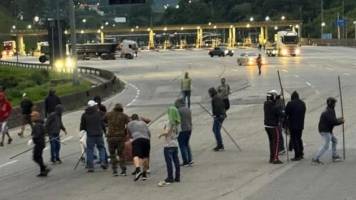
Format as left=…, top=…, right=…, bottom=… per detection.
left=107, top=137, right=126, bottom=171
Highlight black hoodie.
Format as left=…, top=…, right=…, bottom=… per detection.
left=32, top=119, right=46, bottom=144
left=44, top=90, right=61, bottom=116
left=80, top=106, right=105, bottom=137
left=285, top=92, right=306, bottom=130
left=46, top=105, right=66, bottom=135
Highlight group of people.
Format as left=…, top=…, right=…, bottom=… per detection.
left=263, top=90, right=344, bottom=164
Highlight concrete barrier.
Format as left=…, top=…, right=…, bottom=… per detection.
left=301, top=38, right=356, bottom=47
left=0, top=61, right=124, bottom=128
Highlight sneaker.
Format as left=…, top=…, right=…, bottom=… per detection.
left=180, top=163, right=189, bottom=167
left=113, top=169, right=118, bottom=177
left=120, top=170, right=127, bottom=176
left=38, top=167, right=51, bottom=177
left=213, top=146, right=224, bottom=152
left=311, top=158, right=324, bottom=165
left=101, top=164, right=108, bottom=170
left=272, top=160, right=283, bottom=164
left=279, top=150, right=286, bottom=155
left=134, top=171, right=142, bottom=181
left=332, top=155, right=342, bottom=162
left=291, top=157, right=302, bottom=161
left=87, top=169, right=95, bottom=173
left=158, top=181, right=171, bottom=187
left=56, top=159, right=62, bottom=164
left=132, top=168, right=140, bottom=175
left=7, top=138, right=12, bottom=144
left=188, top=161, right=194, bottom=166
left=175, top=178, right=180, bottom=182
left=18, top=132, right=24, bottom=138
left=0, top=142, right=3, bottom=147
left=142, top=172, right=148, bottom=181
left=146, top=169, right=151, bottom=174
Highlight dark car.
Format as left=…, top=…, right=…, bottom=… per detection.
left=209, top=47, right=234, bottom=57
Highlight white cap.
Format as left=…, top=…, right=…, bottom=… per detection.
left=22, top=93, right=27, bottom=97
left=267, top=90, right=279, bottom=95
left=87, top=100, right=98, bottom=107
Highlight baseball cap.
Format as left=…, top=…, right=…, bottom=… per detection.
left=87, top=100, right=98, bottom=107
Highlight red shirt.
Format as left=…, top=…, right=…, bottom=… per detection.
left=0, top=100, right=12, bottom=122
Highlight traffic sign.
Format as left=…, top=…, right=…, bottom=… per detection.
left=336, top=19, right=347, bottom=27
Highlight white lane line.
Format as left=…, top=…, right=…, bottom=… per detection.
left=326, top=67, right=334, bottom=71
left=126, top=83, right=140, bottom=107
left=282, top=69, right=288, bottom=73
left=315, top=90, right=321, bottom=95
left=294, top=75, right=299, bottom=78
left=0, top=160, right=18, bottom=168
left=306, top=81, right=312, bottom=87
left=343, top=73, right=351, bottom=76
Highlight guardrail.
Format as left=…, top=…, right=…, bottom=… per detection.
left=301, top=38, right=356, bottom=47
left=0, top=60, right=124, bottom=128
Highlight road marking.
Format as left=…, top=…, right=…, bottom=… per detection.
left=326, top=67, right=334, bottom=71
left=126, top=83, right=140, bottom=107
left=306, top=81, right=312, bottom=87
left=294, top=75, right=299, bottom=78
left=0, top=160, right=18, bottom=168
left=315, top=90, right=321, bottom=95
left=343, top=73, right=351, bottom=76
left=282, top=69, right=288, bottom=73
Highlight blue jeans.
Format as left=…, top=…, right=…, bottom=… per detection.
left=213, top=116, right=225, bottom=147
left=314, top=132, right=338, bottom=160
left=178, top=130, right=192, bottom=164
left=49, top=133, right=61, bottom=162
left=182, top=90, right=191, bottom=108
left=86, top=136, right=107, bottom=169
left=164, top=147, right=180, bottom=182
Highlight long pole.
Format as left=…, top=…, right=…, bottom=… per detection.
left=321, top=0, right=324, bottom=39
left=277, top=70, right=289, bottom=162
left=338, top=76, right=346, bottom=160
left=198, top=103, right=242, bottom=152
left=68, top=0, right=79, bottom=85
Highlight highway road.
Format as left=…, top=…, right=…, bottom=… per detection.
left=1, top=46, right=356, bottom=200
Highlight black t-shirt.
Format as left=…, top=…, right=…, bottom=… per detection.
left=20, top=99, right=33, bottom=115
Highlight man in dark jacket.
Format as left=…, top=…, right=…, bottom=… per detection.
left=285, top=91, right=306, bottom=161
left=264, top=90, right=284, bottom=164
left=312, top=97, right=344, bottom=164
left=18, top=93, right=33, bottom=137
left=208, top=87, right=226, bottom=151
left=105, top=103, right=130, bottom=176
left=80, top=100, right=107, bottom=172
left=44, top=89, right=61, bottom=117
left=46, top=104, right=67, bottom=164
left=31, top=111, right=51, bottom=177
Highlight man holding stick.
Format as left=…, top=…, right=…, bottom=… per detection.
left=312, top=97, right=344, bottom=164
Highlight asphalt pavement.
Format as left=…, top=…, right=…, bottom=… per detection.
left=1, top=47, right=356, bottom=200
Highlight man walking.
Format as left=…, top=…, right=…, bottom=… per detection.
left=31, top=111, right=51, bottom=177
left=217, top=78, right=231, bottom=111
left=312, top=97, right=344, bottom=164
left=128, top=114, right=151, bottom=181
left=181, top=72, right=192, bottom=108
left=175, top=98, right=193, bottom=166
left=256, top=54, right=262, bottom=76
left=209, top=87, right=226, bottom=151
left=44, top=89, right=61, bottom=117
left=18, top=93, right=33, bottom=137
left=46, top=105, right=67, bottom=164
left=0, top=92, right=12, bottom=147
left=80, top=100, right=108, bottom=172
left=285, top=91, right=306, bottom=161
left=158, top=106, right=181, bottom=187
left=105, top=103, right=130, bottom=176
left=264, top=90, right=284, bottom=164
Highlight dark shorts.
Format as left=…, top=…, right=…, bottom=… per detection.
left=132, top=138, right=150, bottom=159
left=22, top=114, right=31, bottom=125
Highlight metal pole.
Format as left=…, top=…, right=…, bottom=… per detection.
left=338, top=76, right=346, bottom=160
left=277, top=70, right=289, bottom=162
left=56, top=0, right=63, bottom=60
left=321, top=0, right=324, bottom=39
left=68, top=0, right=79, bottom=85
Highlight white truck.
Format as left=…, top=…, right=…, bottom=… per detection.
left=274, top=31, right=301, bottom=57
left=119, top=40, right=138, bottom=59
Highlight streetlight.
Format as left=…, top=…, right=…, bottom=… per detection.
left=100, top=25, right=104, bottom=30
left=188, top=0, right=192, bottom=3
left=176, top=5, right=179, bottom=9
left=321, top=22, right=326, bottom=39
left=34, top=16, right=40, bottom=23
left=246, top=24, right=250, bottom=28
left=27, top=24, right=32, bottom=29
left=208, top=22, right=212, bottom=26
left=250, top=17, right=254, bottom=22
left=274, top=26, right=278, bottom=30
left=12, top=25, right=16, bottom=30
left=281, top=16, right=286, bottom=21
left=105, top=21, right=109, bottom=26
left=265, top=16, right=270, bottom=21
left=353, top=21, right=356, bottom=40
left=82, top=18, right=87, bottom=23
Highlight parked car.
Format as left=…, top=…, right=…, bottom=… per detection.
left=209, top=47, right=234, bottom=57
left=237, top=52, right=266, bottom=66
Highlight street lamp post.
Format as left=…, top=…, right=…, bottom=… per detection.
left=354, top=21, right=356, bottom=40
left=321, top=22, right=326, bottom=39
left=68, top=0, right=78, bottom=85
